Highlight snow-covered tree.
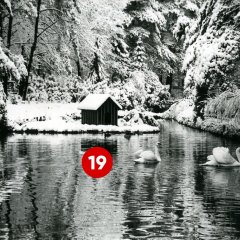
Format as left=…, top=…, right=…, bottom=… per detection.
left=121, top=0, right=202, bottom=93
left=88, top=38, right=106, bottom=84
left=132, top=37, right=147, bottom=69
left=61, top=0, right=128, bottom=80
left=182, top=0, right=240, bottom=118
left=0, top=39, right=27, bottom=96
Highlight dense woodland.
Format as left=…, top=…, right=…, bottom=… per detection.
left=0, top=0, right=239, bottom=126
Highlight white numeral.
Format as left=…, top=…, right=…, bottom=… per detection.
left=88, top=156, right=95, bottom=170
left=88, top=155, right=107, bottom=170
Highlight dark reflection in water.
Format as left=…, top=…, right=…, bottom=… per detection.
left=0, top=121, right=240, bottom=239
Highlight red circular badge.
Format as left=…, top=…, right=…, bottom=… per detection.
left=81, top=147, right=113, bottom=178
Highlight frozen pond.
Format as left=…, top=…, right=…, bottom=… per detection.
left=0, top=120, right=240, bottom=239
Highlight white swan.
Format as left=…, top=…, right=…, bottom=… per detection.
left=134, top=144, right=161, bottom=164
left=202, top=147, right=240, bottom=167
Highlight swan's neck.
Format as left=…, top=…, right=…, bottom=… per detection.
left=236, top=148, right=240, bottom=162
left=155, top=146, right=161, bottom=161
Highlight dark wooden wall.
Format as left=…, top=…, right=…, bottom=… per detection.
left=98, top=98, right=118, bottom=125
left=82, top=110, right=98, bottom=125
left=81, top=98, right=119, bottom=125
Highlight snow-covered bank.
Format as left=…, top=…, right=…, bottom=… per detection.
left=11, top=120, right=159, bottom=134
left=159, top=99, right=195, bottom=126
left=6, top=103, right=160, bottom=134
left=159, top=95, right=240, bottom=138
left=201, top=91, right=240, bottom=138
left=197, top=118, right=240, bottom=138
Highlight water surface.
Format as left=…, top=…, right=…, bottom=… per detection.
left=0, top=120, right=240, bottom=239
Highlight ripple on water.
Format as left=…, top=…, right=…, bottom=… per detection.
left=0, top=124, right=240, bottom=239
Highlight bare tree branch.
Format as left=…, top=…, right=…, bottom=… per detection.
left=37, top=20, right=58, bottom=38
left=34, top=51, right=48, bottom=56
left=40, top=8, right=64, bottom=15
left=11, top=42, right=33, bottom=46
left=23, top=0, right=42, bottom=100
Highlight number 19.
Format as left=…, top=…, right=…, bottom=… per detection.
left=88, top=155, right=107, bottom=170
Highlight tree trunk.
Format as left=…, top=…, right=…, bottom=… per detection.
left=72, top=42, right=83, bottom=77
left=7, top=14, right=13, bottom=49
left=55, top=0, right=64, bottom=52
left=194, top=82, right=209, bottom=122
left=166, top=73, right=173, bottom=93
left=70, top=28, right=83, bottom=77
left=93, top=38, right=101, bottom=83
left=4, top=9, right=14, bottom=98
left=2, top=75, right=8, bottom=97
left=0, top=15, right=3, bottom=38
left=22, top=0, right=42, bottom=101
left=76, top=59, right=82, bottom=77
left=93, top=52, right=101, bottom=82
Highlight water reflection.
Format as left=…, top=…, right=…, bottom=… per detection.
left=0, top=121, right=239, bottom=239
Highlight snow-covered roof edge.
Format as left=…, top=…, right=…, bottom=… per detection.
left=78, top=94, right=122, bottom=110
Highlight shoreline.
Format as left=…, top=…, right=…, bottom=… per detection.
left=10, top=120, right=160, bottom=134
left=169, top=118, right=240, bottom=140
left=6, top=103, right=160, bottom=134
left=11, top=129, right=160, bottom=134
left=5, top=102, right=239, bottom=137
left=157, top=99, right=240, bottom=139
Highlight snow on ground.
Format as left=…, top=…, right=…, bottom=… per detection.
left=7, top=103, right=81, bottom=123
left=7, top=103, right=160, bottom=133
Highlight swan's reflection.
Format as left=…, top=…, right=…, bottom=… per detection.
left=0, top=127, right=240, bottom=239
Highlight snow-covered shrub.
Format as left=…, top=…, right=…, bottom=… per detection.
left=0, top=44, right=21, bottom=81
left=67, top=76, right=88, bottom=102
left=10, top=53, right=28, bottom=78
left=143, top=70, right=171, bottom=112
left=108, top=84, right=135, bottom=110
left=9, top=94, right=22, bottom=104
left=28, top=75, right=86, bottom=103
left=88, top=70, right=167, bottom=111
left=0, top=41, right=27, bottom=105
left=123, top=110, right=144, bottom=125
left=117, top=71, right=146, bottom=110
left=88, top=80, right=110, bottom=95
left=122, top=109, right=158, bottom=126
left=173, top=15, right=192, bottom=40
left=0, top=41, right=27, bottom=90
left=140, top=113, right=159, bottom=126
left=205, top=90, right=240, bottom=125
left=160, top=99, right=195, bottom=125
left=26, top=68, right=170, bottom=111
left=110, top=70, right=171, bottom=111
left=144, top=84, right=171, bottom=112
